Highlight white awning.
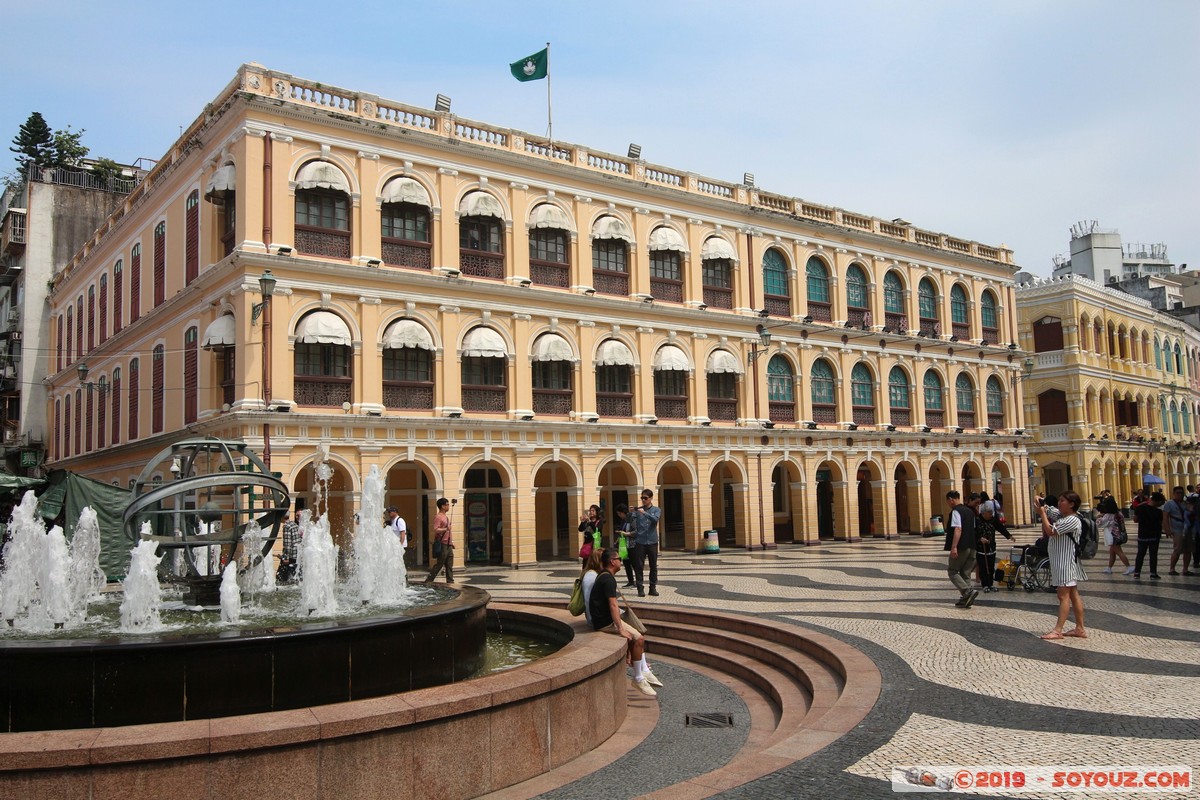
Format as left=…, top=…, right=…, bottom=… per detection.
left=706, top=349, right=743, bottom=374
left=204, top=164, right=236, bottom=200
left=382, top=319, right=434, bottom=350
left=653, top=345, right=690, bottom=371
left=596, top=340, right=634, bottom=366
left=459, top=191, right=504, bottom=219
left=529, top=204, right=575, bottom=232
left=295, top=311, right=352, bottom=345
left=201, top=314, right=235, bottom=350
left=648, top=226, right=688, bottom=253
left=461, top=327, right=507, bottom=357
left=701, top=237, right=737, bottom=262
left=295, top=161, right=349, bottom=193
left=531, top=333, right=572, bottom=362
left=381, top=177, right=431, bottom=207
left=591, top=215, right=634, bottom=242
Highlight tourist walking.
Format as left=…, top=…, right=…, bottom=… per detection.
left=1036, top=491, right=1088, bottom=640
left=1132, top=492, right=1165, bottom=579
left=578, top=504, right=603, bottom=565
left=424, top=498, right=455, bottom=583
left=587, top=546, right=662, bottom=697
left=1096, top=494, right=1132, bottom=574
left=975, top=492, right=1013, bottom=593
left=630, top=489, right=662, bottom=597
left=945, top=490, right=978, bottom=608
left=385, top=505, right=407, bottom=549
left=1168, top=491, right=1195, bottom=576
left=277, top=511, right=301, bottom=583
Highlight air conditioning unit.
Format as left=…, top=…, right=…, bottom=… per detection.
left=3, top=430, right=16, bottom=443
left=6, top=310, right=19, bottom=328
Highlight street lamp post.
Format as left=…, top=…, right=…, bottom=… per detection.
left=253, top=271, right=277, bottom=470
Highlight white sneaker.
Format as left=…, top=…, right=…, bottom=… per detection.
left=1124, top=567, right=1136, bottom=575
left=643, top=669, right=663, bottom=687
left=632, top=677, right=657, bottom=697
left=1102, top=568, right=1113, bottom=574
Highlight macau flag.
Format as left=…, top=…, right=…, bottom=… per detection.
left=510, top=48, right=548, bottom=82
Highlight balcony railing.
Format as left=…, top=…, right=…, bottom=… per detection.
left=654, top=397, right=687, bottom=419
left=707, top=397, right=737, bottom=421
left=460, top=250, right=504, bottom=280
left=384, top=382, right=434, bottom=409
left=382, top=239, right=432, bottom=270
left=597, top=393, right=632, bottom=418
left=462, top=385, right=507, bottom=412
left=295, top=227, right=350, bottom=260
left=533, top=389, right=572, bottom=416
left=769, top=401, right=796, bottom=423
left=294, top=378, right=352, bottom=407
left=1, top=209, right=26, bottom=252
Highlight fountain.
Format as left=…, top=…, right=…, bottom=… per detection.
left=0, top=439, right=626, bottom=800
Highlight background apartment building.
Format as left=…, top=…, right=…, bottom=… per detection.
left=45, top=64, right=1031, bottom=565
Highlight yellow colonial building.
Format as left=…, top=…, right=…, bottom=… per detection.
left=47, top=63, right=1031, bottom=566
left=1017, top=274, right=1200, bottom=509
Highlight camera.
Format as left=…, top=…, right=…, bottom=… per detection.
left=1036, top=497, right=1045, bottom=507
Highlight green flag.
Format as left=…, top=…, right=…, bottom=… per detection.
left=510, top=48, right=548, bottom=82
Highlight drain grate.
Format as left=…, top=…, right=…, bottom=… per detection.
left=685, top=712, right=735, bottom=728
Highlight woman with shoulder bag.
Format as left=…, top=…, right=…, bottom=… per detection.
left=1097, top=495, right=1132, bottom=574
left=578, top=504, right=602, bottom=565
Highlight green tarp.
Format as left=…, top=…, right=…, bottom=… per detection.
left=38, top=470, right=131, bottom=581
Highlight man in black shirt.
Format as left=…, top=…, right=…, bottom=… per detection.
left=588, top=547, right=660, bottom=698
left=946, top=491, right=978, bottom=608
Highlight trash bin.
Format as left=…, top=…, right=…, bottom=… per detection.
left=929, top=515, right=944, bottom=535
left=703, top=529, right=720, bottom=553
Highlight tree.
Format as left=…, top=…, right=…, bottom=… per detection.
left=51, top=125, right=88, bottom=167
left=10, top=112, right=53, bottom=172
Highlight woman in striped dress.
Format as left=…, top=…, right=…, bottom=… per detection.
left=1035, top=491, right=1087, bottom=640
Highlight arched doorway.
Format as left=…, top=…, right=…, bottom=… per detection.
left=771, top=460, right=802, bottom=544
left=961, top=460, right=982, bottom=496
left=928, top=461, right=952, bottom=533
left=894, top=461, right=916, bottom=534
left=294, top=456, right=356, bottom=574
left=598, top=459, right=639, bottom=547
left=385, top=460, right=435, bottom=567
left=815, top=461, right=843, bottom=540
left=855, top=461, right=881, bottom=539
left=534, top=459, right=579, bottom=561
left=463, top=461, right=508, bottom=564
left=656, top=460, right=694, bottom=550
left=709, top=460, right=744, bottom=547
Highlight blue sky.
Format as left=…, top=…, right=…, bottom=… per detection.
left=5, top=0, right=1197, bottom=275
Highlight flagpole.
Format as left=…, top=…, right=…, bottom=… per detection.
left=545, top=41, right=553, bottom=153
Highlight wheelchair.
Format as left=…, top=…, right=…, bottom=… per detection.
left=1006, top=541, right=1052, bottom=592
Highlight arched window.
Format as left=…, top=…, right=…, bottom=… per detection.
left=206, top=162, right=237, bottom=258
left=884, top=271, right=906, bottom=332
left=128, top=358, right=139, bottom=440
left=460, top=326, right=507, bottom=413
left=591, top=216, right=632, bottom=296
left=810, top=358, right=836, bottom=424
left=1170, top=401, right=1180, bottom=434
left=918, top=278, right=939, bottom=337
left=75, top=296, right=83, bottom=357
left=950, top=284, right=969, bottom=340
left=74, top=388, right=82, bottom=455
left=459, top=201, right=505, bottom=278
left=130, top=243, right=142, bottom=323
left=295, top=161, right=351, bottom=259
left=153, top=221, right=166, bottom=307
left=596, top=339, right=634, bottom=419
left=923, top=370, right=944, bottom=427
left=980, top=291, right=998, bottom=344
left=63, top=393, right=72, bottom=458
left=766, top=355, right=795, bottom=423
left=1184, top=403, right=1193, bottom=435
left=986, top=376, right=1005, bottom=429
left=851, top=362, right=874, bottom=425
left=1174, top=342, right=1183, bottom=374
left=528, top=204, right=573, bottom=288
left=113, top=259, right=124, bottom=335
left=110, top=367, right=121, bottom=446
left=65, top=305, right=73, bottom=364
left=888, top=367, right=911, bottom=426
left=531, top=333, right=574, bottom=416
left=648, top=226, right=686, bottom=303
left=56, top=314, right=63, bottom=373
left=955, top=373, right=975, bottom=428
left=294, top=311, right=354, bottom=408
left=762, top=248, right=791, bottom=317
left=1033, top=316, right=1065, bottom=353
left=96, top=376, right=107, bottom=450
left=382, top=319, right=435, bottom=410
left=185, top=190, right=200, bottom=285
left=152, top=344, right=165, bottom=434
left=87, top=285, right=95, bottom=351
left=705, top=349, right=741, bottom=422
left=652, top=345, right=689, bottom=419
left=85, top=382, right=94, bottom=453
left=806, top=257, right=831, bottom=322
left=98, top=274, right=108, bottom=344
left=184, top=327, right=198, bottom=424
left=380, top=178, right=432, bottom=269
left=702, top=237, right=736, bottom=311
left=53, top=399, right=61, bottom=461
left=846, top=264, right=870, bottom=328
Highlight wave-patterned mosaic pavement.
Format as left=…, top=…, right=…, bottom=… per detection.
left=461, top=535, right=1200, bottom=799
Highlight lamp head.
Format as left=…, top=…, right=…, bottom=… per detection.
left=755, top=324, right=771, bottom=348
left=259, top=270, right=277, bottom=297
